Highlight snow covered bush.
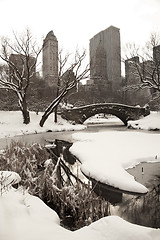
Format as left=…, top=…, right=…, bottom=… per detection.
left=0, top=141, right=48, bottom=191
left=40, top=178, right=110, bottom=230
left=0, top=141, right=110, bottom=230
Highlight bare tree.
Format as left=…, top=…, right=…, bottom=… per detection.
left=39, top=49, right=89, bottom=127
left=124, top=33, right=160, bottom=91
left=0, top=28, right=41, bottom=124
left=53, top=49, right=70, bottom=123
left=123, top=33, right=160, bottom=106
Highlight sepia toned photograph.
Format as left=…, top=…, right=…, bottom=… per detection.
left=0, top=0, right=159, bottom=239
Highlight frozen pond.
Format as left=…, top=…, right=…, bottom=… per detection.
left=0, top=117, right=159, bottom=189
left=127, top=161, right=160, bottom=188
left=0, top=119, right=126, bottom=149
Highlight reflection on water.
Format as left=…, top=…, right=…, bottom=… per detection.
left=0, top=121, right=127, bottom=150
left=127, top=162, right=160, bottom=188
left=0, top=120, right=160, bottom=189
left=0, top=130, right=77, bottom=150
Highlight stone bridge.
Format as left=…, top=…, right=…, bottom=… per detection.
left=61, top=103, right=150, bottom=125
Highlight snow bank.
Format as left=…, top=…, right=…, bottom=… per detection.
left=0, top=111, right=86, bottom=139
left=70, top=131, right=160, bottom=193
left=0, top=111, right=159, bottom=140
left=75, top=215, right=160, bottom=240
left=0, top=108, right=160, bottom=240
left=0, top=111, right=160, bottom=193
left=128, top=111, right=160, bottom=130
left=0, top=172, right=159, bottom=240
left=0, top=173, right=74, bottom=240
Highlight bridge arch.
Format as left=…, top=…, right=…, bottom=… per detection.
left=82, top=109, right=128, bottom=125
left=61, top=103, right=150, bottom=125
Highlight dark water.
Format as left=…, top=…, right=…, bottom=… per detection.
left=0, top=119, right=158, bottom=149
left=0, top=120, right=159, bottom=188
left=0, top=121, right=125, bottom=149
left=0, top=130, right=77, bottom=150
left=127, top=162, right=160, bottom=188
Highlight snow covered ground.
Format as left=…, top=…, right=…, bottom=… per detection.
left=0, top=111, right=86, bottom=138
left=0, top=111, right=159, bottom=139
left=128, top=111, right=160, bottom=130
left=0, top=110, right=160, bottom=239
left=0, top=171, right=160, bottom=240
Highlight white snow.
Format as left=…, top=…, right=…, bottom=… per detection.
left=0, top=111, right=160, bottom=239
left=0, top=172, right=160, bottom=240
left=84, top=114, right=121, bottom=124
left=0, top=180, right=73, bottom=240
left=75, top=215, right=160, bottom=240
left=0, top=111, right=86, bottom=138
left=70, top=131, right=160, bottom=193
left=69, top=111, right=160, bottom=193
left=128, top=111, right=160, bottom=130
left=0, top=111, right=159, bottom=139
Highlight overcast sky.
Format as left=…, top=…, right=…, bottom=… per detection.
left=0, top=0, right=160, bottom=64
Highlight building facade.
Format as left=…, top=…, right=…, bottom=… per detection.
left=42, top=31, right=58, bottom=86
left=153, top=45, right=160, bottom=88
left=153, top=45, right=160, bottom=63
left=124, top=57, right=153, bottom=106
left=89, top=26, right=121, bottom=96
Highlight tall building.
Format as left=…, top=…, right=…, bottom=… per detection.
left=124, top=57, right=152, bottom=105
left=153, top=45, right=160, bottom=63
left=42, top=31, right=58, bottom=86
left=153, top=45, right=160, bottom=85
left=89, top=26, right=121, bottom=93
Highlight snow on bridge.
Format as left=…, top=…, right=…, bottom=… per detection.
left=61, top=103, right=150, bottom=125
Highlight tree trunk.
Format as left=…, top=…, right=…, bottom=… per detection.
left=39, top=113, right=49, bottom=127
left=39, top=89, right=68, bottom=127
left=54, top=106, right=58, bottom=123
left=22, top=108, right=30, bottom=124
left=20, top=97, right=30, bottom=124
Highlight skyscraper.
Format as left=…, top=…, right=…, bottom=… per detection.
left=90, top=26, right=121, bottom=92
left=153, top=45, right=160, bottom=82
left=42, top=31, right=58, bottom=86
left=153, top=45, right=160, bottom=63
